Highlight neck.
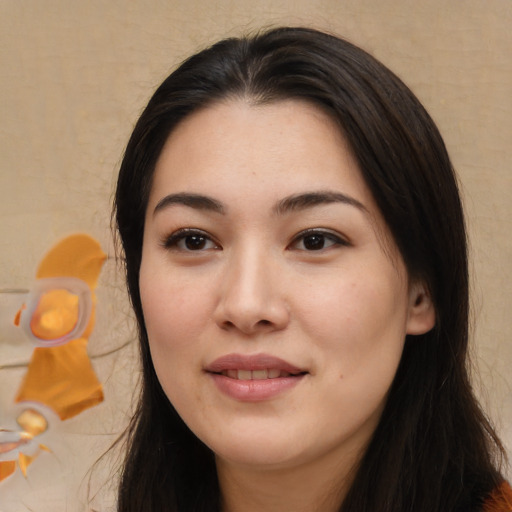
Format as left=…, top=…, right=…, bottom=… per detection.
left=216, top=449, right=359, bottom=512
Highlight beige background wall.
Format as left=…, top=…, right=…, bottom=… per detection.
left=0, top=1, right=510, bottom=510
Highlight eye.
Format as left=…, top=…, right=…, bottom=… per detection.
left=163, top=229, right=220, bottom=252
left=289, top=229, right=349, bottom=251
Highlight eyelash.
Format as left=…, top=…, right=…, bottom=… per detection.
left=163, top=229, right=220, bottom=252
left=288, top=229, right=350, bottom=251
left=163, top=228, right=349, bottom=253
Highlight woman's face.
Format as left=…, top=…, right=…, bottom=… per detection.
left=140, top=99, right=434, bottom=474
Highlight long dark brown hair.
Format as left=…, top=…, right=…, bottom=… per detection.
left=114, top=27, right=506, bottom=511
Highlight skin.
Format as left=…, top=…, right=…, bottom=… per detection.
left=140, top=99, right=435, bottom=512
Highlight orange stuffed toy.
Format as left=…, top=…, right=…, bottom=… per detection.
left=0, top=234, right=106, bottom=481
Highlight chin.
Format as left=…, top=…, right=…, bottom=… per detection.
left=205, top=430, right=309, bottom=469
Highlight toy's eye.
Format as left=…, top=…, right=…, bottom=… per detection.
left=16, top=277, right=93, bottom=347
left=30, top=289, right=80, bottom=340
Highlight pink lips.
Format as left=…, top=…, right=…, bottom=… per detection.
left=205, top=353, right=307, bottom=402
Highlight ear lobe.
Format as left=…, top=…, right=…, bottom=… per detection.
left=406, top=282, right=436, bottom=335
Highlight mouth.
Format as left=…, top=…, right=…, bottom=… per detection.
left=205, top=353, right=308, bottom=401
left=205, top=353, right=307, bottom=377
left=217, top=369, right=306, bottom=380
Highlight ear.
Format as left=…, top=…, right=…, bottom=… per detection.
left=406, top=281, right=436, bottom=335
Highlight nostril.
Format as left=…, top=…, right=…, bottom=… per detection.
left=222, top=320, right=235, bottom=330
left=221, top=318, right=273, bottom=333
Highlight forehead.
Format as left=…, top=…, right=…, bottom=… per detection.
left=150, top=99, right=370, bottom=204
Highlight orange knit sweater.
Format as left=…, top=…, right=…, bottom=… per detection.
left=483, top=481, right=512, bottom=512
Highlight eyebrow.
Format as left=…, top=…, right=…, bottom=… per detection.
left=153, top=193, right=225, bottom=216
left=152, top=190, right=367, bottom=217
left=273, top=191, right=367, bottom=215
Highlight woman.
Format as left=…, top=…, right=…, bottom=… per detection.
left=114, top=27, right=510, bottom=511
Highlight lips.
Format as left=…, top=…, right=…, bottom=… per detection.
left=205, top=353, right=307, bottom=401
left=205, top=353, right=305, bottom=374
left=221, top=369, right=298, bottom=380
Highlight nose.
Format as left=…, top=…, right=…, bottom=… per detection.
left=213, top=247, right=290, bottom=335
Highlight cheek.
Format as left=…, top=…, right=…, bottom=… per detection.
left=139, top=275, right=209, bottom=404
left=140, top=265, right=214, bottom=349
left=296, top=273, right=408, bottom=433
left=297, top=270, right=409, bottom=369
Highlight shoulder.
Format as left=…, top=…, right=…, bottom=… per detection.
left=483, top=481, right=512, bottom=512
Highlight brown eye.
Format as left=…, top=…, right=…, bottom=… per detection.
left=164, top=229, right=219, bottom=251
left=289, top=229, right=349, bottom=252
left=184, top=235, right=208, bottom=250
left=302, top=234, right=327, bottom=250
